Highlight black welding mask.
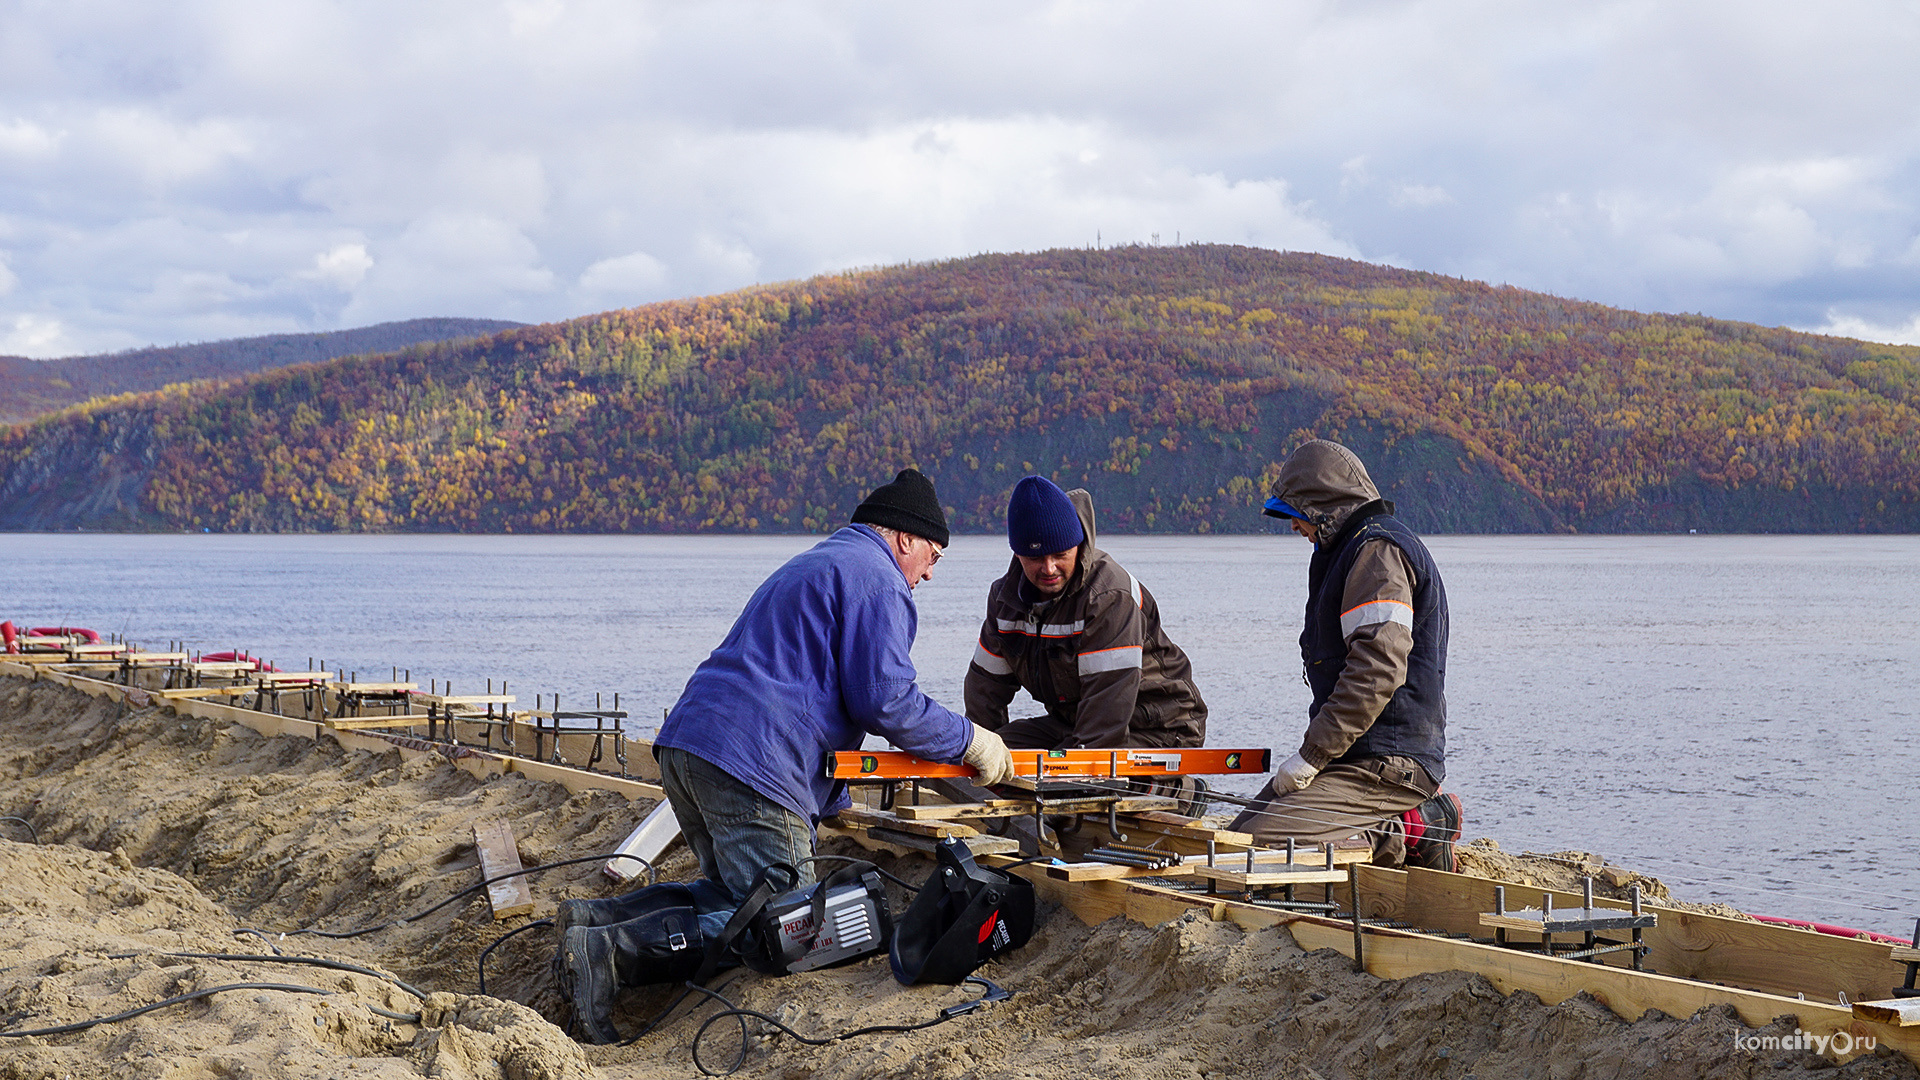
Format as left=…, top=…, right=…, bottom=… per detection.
left=889, top=838, right=1036, bottom=985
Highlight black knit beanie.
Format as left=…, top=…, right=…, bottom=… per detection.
left=851, top=469, right=950, bottom=547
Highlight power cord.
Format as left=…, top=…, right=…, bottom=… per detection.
left=687, top=975, right=1012, bottom=1076
left=236, top=852, right=649, bottom=940
left=106, top=951, right=430, bottom=1002
left=0, top=982, right=421, bottom=1039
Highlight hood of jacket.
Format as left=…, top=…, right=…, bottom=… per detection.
left=1272, top=440, right=1385, bottom=539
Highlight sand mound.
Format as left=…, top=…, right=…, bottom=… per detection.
left=0, top=676, right=1912, bottom=1079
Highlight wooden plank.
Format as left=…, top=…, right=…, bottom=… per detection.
left=893, top=799, right=1032, bottom=820
left=1190, top=864, right=1350, bottom=888
left=1368, top=866, right=1909, bottom=1004
left=834, top=807, right=980, bottom=839
left=185, top=661, right=257, bottom=675
left=330, top=682, right=417, bottom=694
left=864, top=827, right=1020, bottom=857
left=36, top=668, right=666, bottom=805
left=1892, top=945, right=1920, bottom=963
left=322, top=715, right=430, bottom=730
left=1287, top=917, right=1917, bottom=1064
left=1855, top=999, right=1920, bottom=1027
left=1482, top=908, right=1656, bottom=933
left=155, top=686, right=245, bottom=700
left=925, top=777, right=1051, bottom=856
left=1044, top=860, right=1202, bottom=882
left=472, top=819, right=535, bottom=920
left=415, top=693, right=515, bottom=706
left=987, top=859, right=1228, bottom=928
left=1122, top=811, right=1257, bottom=846
left=255, top=671, right=336, bottom=684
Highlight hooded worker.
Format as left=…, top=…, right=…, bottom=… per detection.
left=1233, top=439, right=1463, bottom=870
left=964, top=476, right=1207, bottom=753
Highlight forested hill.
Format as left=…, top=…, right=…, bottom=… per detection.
left=2, top=246, right=1916, bottom=534
left=0, top=317, right=524, bottom=424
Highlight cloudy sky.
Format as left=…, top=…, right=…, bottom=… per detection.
left=3, top=1, right=1918, bottom=357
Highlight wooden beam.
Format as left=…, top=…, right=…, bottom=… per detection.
left=155, top=686, right=246, bottom=700
left=472, top=819, right=535, bottom=920
left=1855, top=999, right=1920, bottom=1027
left=892, top=799, right=1032, bottom=820
left=1363, top=866, right=1909, bottom=1004
left=1043, top=859, right=1205, bottom=882
left=1189, top=864, right=1350, bottom=888
left=1286, top=917, right=1916, bottom=1064
left=1121, top=811, right=1256, bottom=846
left=322, top=716, right=430, bottom=730
left=834, top=807, right=981, bottom=839
left=864, top=828, right=1020, bottom=858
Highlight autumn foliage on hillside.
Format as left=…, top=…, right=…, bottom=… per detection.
left=0, top=318, right=522, bottom=426
left=3, top=246, right=1917, bottom=533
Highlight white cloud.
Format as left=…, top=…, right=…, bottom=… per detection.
left=302, top=243, right=373, bottom=290
left=578, top=251, right=668, bottom=303
left=1808, top=310, right=1920, bottom=346
left=2, top=1, right=1920, bottom=353
left=0, top=314, right=72, bottom=356
left=0, top=120, right=62, bottom=159
left=0, top=254, right=16, bottom=297
left=1391, top=185, right=1453, bottom=209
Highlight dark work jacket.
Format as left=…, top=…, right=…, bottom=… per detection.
left=1302, top=502, right=1448, bottom=783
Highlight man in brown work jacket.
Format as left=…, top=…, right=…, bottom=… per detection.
left=1231, top=439, right=1462, bottom=870
left=964, top=476, right=1207, bottom=757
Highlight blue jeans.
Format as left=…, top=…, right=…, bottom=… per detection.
left=657, top=746, right=817, bottom=919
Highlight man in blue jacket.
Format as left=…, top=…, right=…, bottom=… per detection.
left=559, top=470, right=1014, bottom=1041
left=652, top=467, right=1013, bottom=898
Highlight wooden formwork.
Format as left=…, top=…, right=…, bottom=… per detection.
left=3, top=655, right=1913, bottom=1065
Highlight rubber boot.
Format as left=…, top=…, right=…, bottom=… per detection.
left=1405, top=792, right=1463, bottom=873
left=557, top=906, right=707, bottom=1045
left=551, top=882, right=696, bottom=992
left=554, top=882, right=697, bottom=938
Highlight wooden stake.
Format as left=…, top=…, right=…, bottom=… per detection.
left=472, top=819, right=535, bottom=920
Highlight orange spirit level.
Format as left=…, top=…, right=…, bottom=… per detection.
left=825, top=747, right=1272, bottom=782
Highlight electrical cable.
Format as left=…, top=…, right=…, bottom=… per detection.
left=105, top=952, right=430, bottom=1001
left=685, top=976, right=1007, bottom=1077
left=792, top=854, right=921, bottom=894
left=0, top=817, right=37, bottom=844
left=236, top=852, right=647, bottom=940
left=231, top=928, right=285, bottom=955
left=477, top=919, right=552, bottom=996
left=0, top=983, right=350, bottom=1038
left=611, top=973, right=745, bottom=1048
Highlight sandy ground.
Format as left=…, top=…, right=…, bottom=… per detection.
left=0, top=675, right=1913, bottom=1080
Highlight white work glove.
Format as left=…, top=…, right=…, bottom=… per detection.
left=963, top=724, right=1016, bottom=786
left=1276, top=751, right=1319, bottom=792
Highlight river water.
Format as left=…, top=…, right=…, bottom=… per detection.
left=3, top=532, right=1915, bottom=936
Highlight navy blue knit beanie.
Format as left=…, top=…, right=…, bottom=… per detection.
left=1007, top=476, right=1084, bottom=555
